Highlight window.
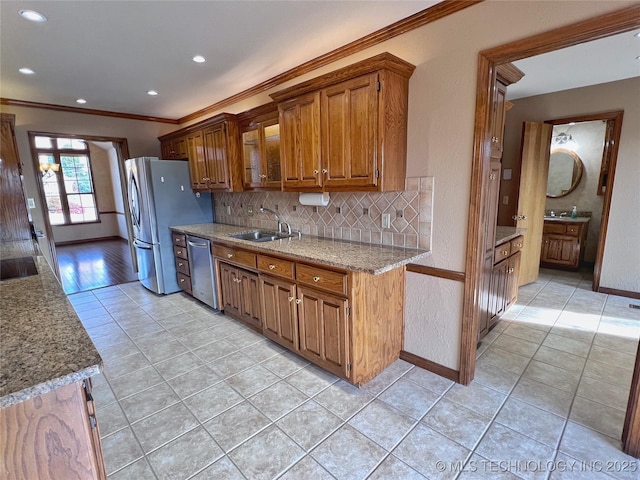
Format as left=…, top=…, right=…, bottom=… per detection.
left=32, top=135, right=98, bottom=225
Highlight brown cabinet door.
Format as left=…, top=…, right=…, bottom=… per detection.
left=239, top=269, right=261, bottom=330
left=203, top=124, right=230, bottom=190
left=262, top=119, right=282, bottom=188
left=297, top=286, right=349, bottom=378
left=260, top=275, right=298, bottom=350
left=489, top=258, right=509, bottom=326
left=490, top=81, right=507, bottom=160
left=541, top=234, right=580, bottom=268
left=279, top=92, right=321, bottom=190
left=219, top=262, right=241, bottom=318
left=241, top=118, right=282, bottom=190
left=321, top=73, right=378, bottom=189
left=186, top=131, right=208, bottom=190
left=506, top=251, right=521, bottom=308
left=242, top=128, right=263, bottom=189
left=174, top=137, right=188, bottom=159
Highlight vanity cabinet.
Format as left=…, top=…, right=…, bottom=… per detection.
left=540, top=219, right=589, bottom=270
left=159, top=113, right=242, bottom=192
left=238, top=104, right=282, bottom=190
left=0, top=379, right=106, bottom=480
left=172, top=233, right=192, bottom=294
left=271, top=53, right=415, bottom=192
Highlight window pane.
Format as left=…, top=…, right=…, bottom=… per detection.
left=79, top=194, right=95, bottom=208
left=45, top=196, right=64, bottom=225
left=57, top=138, right=86, bottom=150
left=35, top=136, right=53, bottom=149
left=43, top=181, right=59, bottom=196
left=60, top=155, right=76, bottom=170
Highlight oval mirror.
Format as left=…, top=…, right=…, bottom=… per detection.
left=547, top=148, right=584, bottom=198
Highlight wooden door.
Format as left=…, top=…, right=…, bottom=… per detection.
left=219, top=262, right=240, bottom=318
left=279, top=92, right=321, bottom=190
left=297, top=286, right=349, bottom=378
left=238, top=270, right=261, bottom=330
left=260, top=275, right=298, bottom=350
left=0, top=115, right=32, bottom=241
left=203, top=124, right=230, bottom=190
left=515, top=122, right=553, bottom=286
left=186, top=131, right=207, bottom=190
left=321, top=73, right=378, bottom=189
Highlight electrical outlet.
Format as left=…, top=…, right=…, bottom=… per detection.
left=247, top=205, right=254, bottom=216
left=502, top=195, right=509, bottom=205
left=381, top=213, right=391, bottom=229
left=27, top=198, right=36, bottom=209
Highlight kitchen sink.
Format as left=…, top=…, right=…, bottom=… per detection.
left=230, top=231, right=297, bottom=242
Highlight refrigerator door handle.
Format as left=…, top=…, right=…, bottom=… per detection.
left=129, top=170, right=141, bottom=228
left=187, top=240, right=209, bottom=248
left=133, top=239, right=153, bottom=250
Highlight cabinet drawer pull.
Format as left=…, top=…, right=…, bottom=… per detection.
left=295, top=299, right=302, bottom=304
left=313, top=276, right=320, bottom=282
left=227, top=253, right=234, bottom=258
left=508, top=268, right=515, bottom=273
left=178, top=262, right=183, bottom=267
left=288, top=296, right=294, bottom=302
left=177, top=249, right=183, bottom=255
left=502, top=251, right=508, bottom=256
left=515, top=243, right=522, bottom=248
left=269, top=264, right=276, bottom=270
left=180, top=278, right=185, bottom=283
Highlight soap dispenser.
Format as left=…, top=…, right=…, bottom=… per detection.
left=571, top=206, right=578, bottom=219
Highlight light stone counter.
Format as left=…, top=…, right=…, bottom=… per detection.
left=495, top=226, right=525, bottom=246
left=0, top=240, right=102, bottom=408
left=171, top=223, right=430, bottom=274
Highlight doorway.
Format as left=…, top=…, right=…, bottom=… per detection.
left=27, top=132, right=136, bottom=293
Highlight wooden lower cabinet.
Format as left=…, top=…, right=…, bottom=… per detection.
left=260, top=275, right=298, bottom=351
left=219, top=261, right=261, bottom=331
left=0, top=379, right=106, bottom=480
left=540, top=219, right=589, bottom=270
left=297, top=285, right=349, bottom=378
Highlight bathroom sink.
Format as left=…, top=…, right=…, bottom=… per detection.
left=230, top=231, right=296, bottom=242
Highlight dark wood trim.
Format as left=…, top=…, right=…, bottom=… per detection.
left=28, top=130, right=129, bottom=144
left=99, top=210, right=125, bottom=215
left=177, top=0, right=482, bottom=124
left=55, top=236, right=125, bottom=246
left=400, top=350, right=460, bottom=383
left=623, top=339, right=640, bottom=457
left=1, top=98, right=178, bottom=124
left=158, top=112, right=238, bottom=141
left=544, top=110, right=624, bottom=292
left=462, top=5, right=640, bottom=389
left=406, top=264, right=465, bottom=282
left=598, top=287, right=640, bottom=300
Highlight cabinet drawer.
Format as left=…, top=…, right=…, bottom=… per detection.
left=175, top=257, right=190, bottom=275
left=566, top=224, right=581, bottom=236
left=257, top=255, right=294, bottom=279
left=212, top=244, right=257, bottom=269
left=510, top=236, right=524, bottom=255
left=173, top=245, right=188, bottom=260
left=543, top=223, right=566, bottom=234
left=494, top=243, right=511, bottom=263
left=297, top=263, right=347, bottom=295
left=172, top=233, right=187, bottom=248
left=177, top=273, right=192, bottom=293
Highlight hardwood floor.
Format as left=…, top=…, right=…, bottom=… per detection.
left=56, top=238, right=138, bottom=294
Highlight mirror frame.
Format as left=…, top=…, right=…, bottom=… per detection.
left=546, top=148, right=584, bottom=198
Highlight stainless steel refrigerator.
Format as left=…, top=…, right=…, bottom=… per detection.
left=125, top=157, right=213, bottom=294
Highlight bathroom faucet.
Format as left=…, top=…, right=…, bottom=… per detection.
left=260, top=207, right=291, bottom=235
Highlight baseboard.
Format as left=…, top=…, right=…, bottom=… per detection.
left=400, top=350, right=460, bottom=383
left=55, top=236, right=125, bottom=246
left=598, top=287, right=640, bottom=300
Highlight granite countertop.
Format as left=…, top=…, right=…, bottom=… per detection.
left=171, top=223, right=430, bottom=274
left=0, top=240, right=102, bottom=408
left=543, top=216, right=590, bottom=223
left=495, top=226, right=525, bottom=246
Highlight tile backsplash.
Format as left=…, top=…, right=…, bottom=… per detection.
left=214, top=177, right=433, bottom=250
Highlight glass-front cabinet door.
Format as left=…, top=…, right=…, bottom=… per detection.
left=241, top=117, right=281, bottom=190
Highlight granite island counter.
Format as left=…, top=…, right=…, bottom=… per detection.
left=0, top=240, right=106, bottom=479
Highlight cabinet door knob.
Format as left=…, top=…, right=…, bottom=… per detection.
left=227, top=253, right=234, bottom=258
left=295, top=299, right=302, bottom=304
left=313, top=276, right=320, bottom=282
left=321, top=168, right=328, bottom=174
left=260, top=174, right=267, bottom=179
left=313, top=169, right=319, bottom=174
left=288, top=296, right=294, bottom=302
left=269, top=264, right=276, bottom=270
left=508, top=268, right=515, bottom=273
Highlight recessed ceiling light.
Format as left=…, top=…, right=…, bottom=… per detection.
left=76, top=99, right=87, bottom=104
left=147, top=90, right=159, bottom=96
left=19, top=67, right=35, bottom=75
left=19, top=9, right=47, bottom=22
left=192, top=55, right=206, bottom=63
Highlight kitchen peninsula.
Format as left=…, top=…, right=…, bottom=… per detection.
left=0, top=240, right=105, bottom=479
left=171, top=223, right=429, bottom=385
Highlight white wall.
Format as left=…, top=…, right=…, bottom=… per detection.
left=502, top=77, right=640, bottom=294
left=3, top=0, right=634, bottom=370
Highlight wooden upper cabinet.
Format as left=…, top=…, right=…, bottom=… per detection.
left=490, top=63, right=525, bottom=161
left=279, top=92, right=322, bottom=190
left=159, top=113, right=242, bottom=192
left=239, top=103, right=282, bottom=190
left=271, top=53, right=415, bottom=192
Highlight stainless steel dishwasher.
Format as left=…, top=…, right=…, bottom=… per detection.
left=186, top=235, right=218, bottom=309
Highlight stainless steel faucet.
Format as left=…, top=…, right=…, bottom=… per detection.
left=260, top=207, right=291, bottom=235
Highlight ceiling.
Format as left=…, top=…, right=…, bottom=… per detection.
left=1, top=1, right=638, bottom=121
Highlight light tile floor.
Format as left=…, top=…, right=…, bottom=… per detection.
left=69, top=268, right=640, bottom=479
